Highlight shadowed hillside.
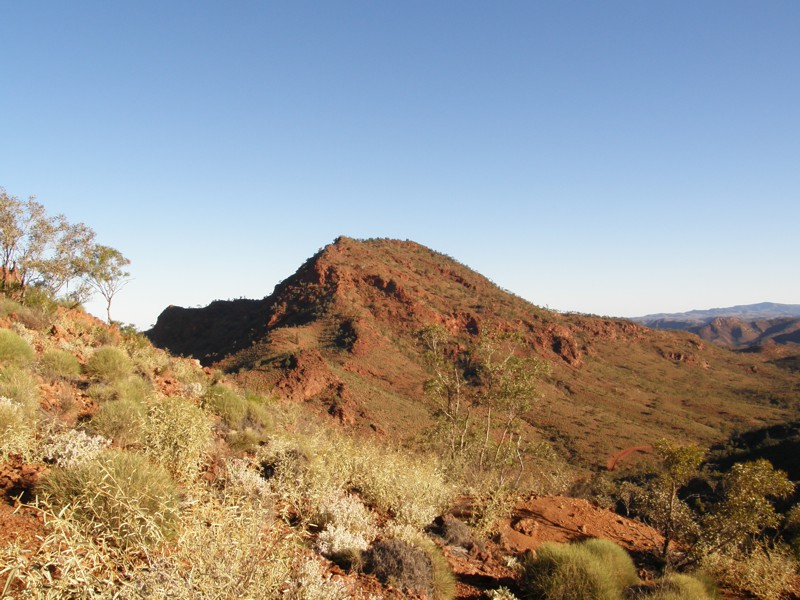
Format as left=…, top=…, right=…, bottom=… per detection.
left=148, top=237, right=800, bottom=468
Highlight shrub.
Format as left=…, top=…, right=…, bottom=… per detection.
left=39, top=449, right=181, bottom=549
left=129, top=490, right=293, bottom=599
left=700, top=544, right=797, bottom=600
left=314, top=491, right=377, bottom=566
left=580, top=538, right=639, bottom=589
left=641, top=573, right=716, bottom=600
left=519, top=541, right=624, bottom=600
left=170, top=357, right=206, bottom=396
left=0, top=365, right=40, bottom=415
left=283, top=558, right=351, bottom=600
left=87, top=375, right=150, bottom=405
left=83, top=346, right=133, bottom=382
left=0, top=503, right=133, bottom=596
left=143, top=396, right=211, bottom=483
left=258, top=430, right=454, bottom=529
left=315, top=491, right=377, bottom=535
left=363, top=537, right=435, bottom=596
left=0, top=328, right=34, bottom=366
left=122, top=332, right=170, bottom=377
left=39, top=349, right=81, bottom=379
left=222, top=458, right=273, bottom=506
left=787, top=504, right=800, bottom=559
left=203, top=384, right=273, bottom=435
left=41, top=428, right=110, bottom=468
left=316, top=524, right=371, bottom=567
left=344, top=440, right=454, bottom=528
left=434, top=514, right=474, bottom=547
left=470, top=484, right=516, bottom=536
left=0, top=396, right=36, bottom=460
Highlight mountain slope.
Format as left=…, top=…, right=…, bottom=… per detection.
left=148, top=237, right=800, bottom=468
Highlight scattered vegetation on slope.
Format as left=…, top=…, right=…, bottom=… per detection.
left=0, top=196, right=797, bottom=599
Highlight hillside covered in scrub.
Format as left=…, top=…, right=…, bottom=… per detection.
left=149, top=236, right=800, bottom=469
left=3, top=291, right=800, bottom=599
left=0, top=195, right=798, bottom=599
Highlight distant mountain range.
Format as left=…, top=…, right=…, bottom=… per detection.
left=632, top=303, right=800, bottom=347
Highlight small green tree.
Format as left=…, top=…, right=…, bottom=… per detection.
left=638, top=439, right=705, bottom=566
left=84, top=244, right=131, bottom=323
left=417, top=327, right=547, bottom=488
left=699, top=459, right=794, bottom=557
left=418, top=325, right=474, bottom=464
left=474, top=333, right=546, bottom=484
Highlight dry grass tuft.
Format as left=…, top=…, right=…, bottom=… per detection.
left=38, top=449, right=181, bottom=550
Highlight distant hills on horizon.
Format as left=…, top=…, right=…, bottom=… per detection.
left=632, top=302, right=800, bottom=323
left=631, top=302, right=800, bottom=348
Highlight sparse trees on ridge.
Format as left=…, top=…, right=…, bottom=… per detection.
left=0, top=186, right=130, bottom=313
left=85, top=244, right=131, bottom=323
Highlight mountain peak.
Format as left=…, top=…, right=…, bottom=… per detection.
left=147, top=239, right=797, bottom=467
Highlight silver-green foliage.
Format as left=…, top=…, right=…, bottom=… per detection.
left=39, top=449, right=181, bottom=549
left=143, top=396, right=212, bottom=483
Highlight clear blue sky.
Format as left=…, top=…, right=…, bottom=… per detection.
left=2, top=2, right=798, bottom=329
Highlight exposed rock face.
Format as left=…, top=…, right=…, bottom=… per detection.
left=147, top=237, right=798, bottom=467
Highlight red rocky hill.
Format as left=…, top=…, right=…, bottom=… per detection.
left=148, top=237, right=800, bottom=468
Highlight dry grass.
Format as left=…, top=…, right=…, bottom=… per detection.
left=636, top=573, right=717, bottom=600
left=258, top=429, right=455, bottom=529
left=38, top=449, right=182, bottom=550
left=142, top=395, right=212, bottom=484
left=89, top=397, right=147, bottom=447
left=0, top=396, right=37, bottom=460
left=700, top=545, right=797, bottom=600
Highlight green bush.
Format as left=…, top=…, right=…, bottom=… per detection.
left=39, top=449, right=181, bottom=549
left=90, top=397, right=147, bottom=447
left=0, top=396, right=37, bottom=460
left=642, top=573, right=716, bottom=600
left=87, top=375, right=151, bottom=405
left=143, top=396, right=212, bottom=483
left=203, top=383, right=272, bottom=450
left=519, top=540, right=625, bottom=600
left=416, top=535, right=456, bottom=600
left=203, top=383, right=246, bottom=425
left=363, top=537, right=435, bottom=597
left=0, top=365, right=40, bottom=415
left=580, top=538, right=639, bottom=589
left=39, top=349, right=81, bottom=379
left=83, top=346, right=133, bottom=382
left=0, top=328, right=35, bottom=366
